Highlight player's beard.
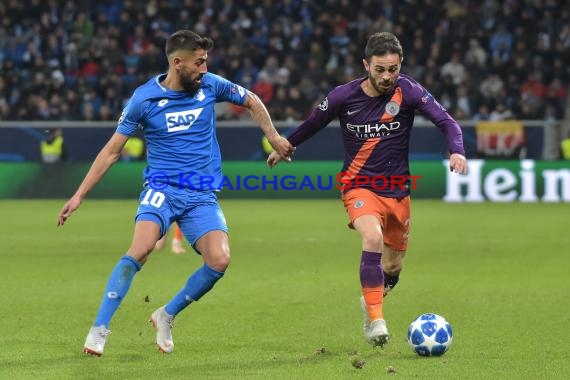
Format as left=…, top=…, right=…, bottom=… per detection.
left=371, top=78, right=394, bottom=96
left=179, top=71, right=203, bottom=94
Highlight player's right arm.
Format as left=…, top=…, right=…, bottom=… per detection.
left=57, top=132, right=129, bottom=226
left=57, top=92, right=145, bottom=226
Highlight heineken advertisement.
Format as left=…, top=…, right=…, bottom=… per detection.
left=443, top=159, right=570, bottom=202
left=0, top=160, right=568, bottom=202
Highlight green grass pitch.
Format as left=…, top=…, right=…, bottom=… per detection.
left=0, top=199, right=568, bottom=379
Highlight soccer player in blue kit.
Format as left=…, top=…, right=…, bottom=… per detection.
left=57, top=30, right=294, bottom=356
left=268, top=32, right=467, bottom=348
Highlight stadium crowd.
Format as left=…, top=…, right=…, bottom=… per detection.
left=0, top=0, right=568, bottom=123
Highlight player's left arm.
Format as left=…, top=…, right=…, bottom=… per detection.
left=449, top=152, right=467, bottom=174
left=411, top=82, right=468, bottom=175
left=242, top=90, right=294, bottom=160
left=427, top=112, right=468, bottom=175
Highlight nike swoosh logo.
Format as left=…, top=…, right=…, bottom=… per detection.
left=347, top=109, right=361, bottom=115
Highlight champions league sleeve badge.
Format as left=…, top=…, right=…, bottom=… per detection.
left=385, top=101, right=400, bottom=116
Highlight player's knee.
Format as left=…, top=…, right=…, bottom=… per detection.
left=207, top=247, right=231, bottom=272
left=361, top=231, right=383, bottom=251
left=210, top=254, right=230, bottom=272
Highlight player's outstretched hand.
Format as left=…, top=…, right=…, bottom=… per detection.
left=57, top=195, right=82, bottom=226
left=267, top=135, right=295, bottom=161
left=267, top=151, right=285, bottom=168
left=449, top=153, right=467, bottom=175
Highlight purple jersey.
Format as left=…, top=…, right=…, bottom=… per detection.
left=288, top=74, right=465, bottom=198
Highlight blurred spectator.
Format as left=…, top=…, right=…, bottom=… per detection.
left=258, top=55, right=283, bottom=85
left=40, top=128, right=66, bottom=163
left=402, top=53, right=425, bottom=82
left=489, top=24, right=513, bottom=62
left=0, top=77, right=9, bottom=119
left=520, top=73, right=548, bottom=116
left=489, top=103, right=514, bottom=121
left=440, top=52, right=466, bottom=86
left=473, top=105, right=491, bottom=122
left=72, top=11, right=94, bottom=39
left=480, top=73, right=505, bottom=102
left=252, top=72, right=274, bottom=104
left=545, top=78, right=567, bottom=119
left=127, top=25, right=150, bottom=56
left=464, top=38, right=487, bottom=70
left=371, top=14, right=394, bottom=34
left=455, top=85, right=473, bottom=118
left=269, top=86, right=289, bottom=121
left=519, top=100, right=540, bottom=120
left=283, top=87, right=307, bottom=121
left=0, top=0, right=567, bottom=123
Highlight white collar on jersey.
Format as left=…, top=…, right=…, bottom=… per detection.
left=155, top=74, right=168, bottom=92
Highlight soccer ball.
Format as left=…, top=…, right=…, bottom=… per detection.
left=407, top=313, right=453, bottom=357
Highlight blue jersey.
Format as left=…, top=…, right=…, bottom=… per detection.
left=117, top=73, right=247, bottom=190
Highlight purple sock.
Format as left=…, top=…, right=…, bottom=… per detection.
left=360, top=251, right=384, bottom=288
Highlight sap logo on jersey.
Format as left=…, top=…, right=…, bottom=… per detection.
left=165, top=108, right=204, bottom=132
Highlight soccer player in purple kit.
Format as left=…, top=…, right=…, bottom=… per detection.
left=57, top=30, right=294, bottom=356
left=268, top=32, right=467, bottom=348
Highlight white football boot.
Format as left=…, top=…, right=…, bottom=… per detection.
left=360, top=296, right=389, bottom=348
left=83, top=325, right=111, bottom=356
left=150, top=306, right=175, bottom=353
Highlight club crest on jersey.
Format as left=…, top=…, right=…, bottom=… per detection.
left=165, top=108, right=204, bottom=132
left=318, top=97, right=328, bottom=111
left=195, top=90, right=205, bottom=101
left=354, top=200, right=364, bottom=209
left=385, top=101, right=400, bottom=116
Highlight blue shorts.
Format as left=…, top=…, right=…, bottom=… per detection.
left=134, top=184, right=227, bottom=251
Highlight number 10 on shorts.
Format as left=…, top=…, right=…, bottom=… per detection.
left=141, top=189, right=166, bottom=208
